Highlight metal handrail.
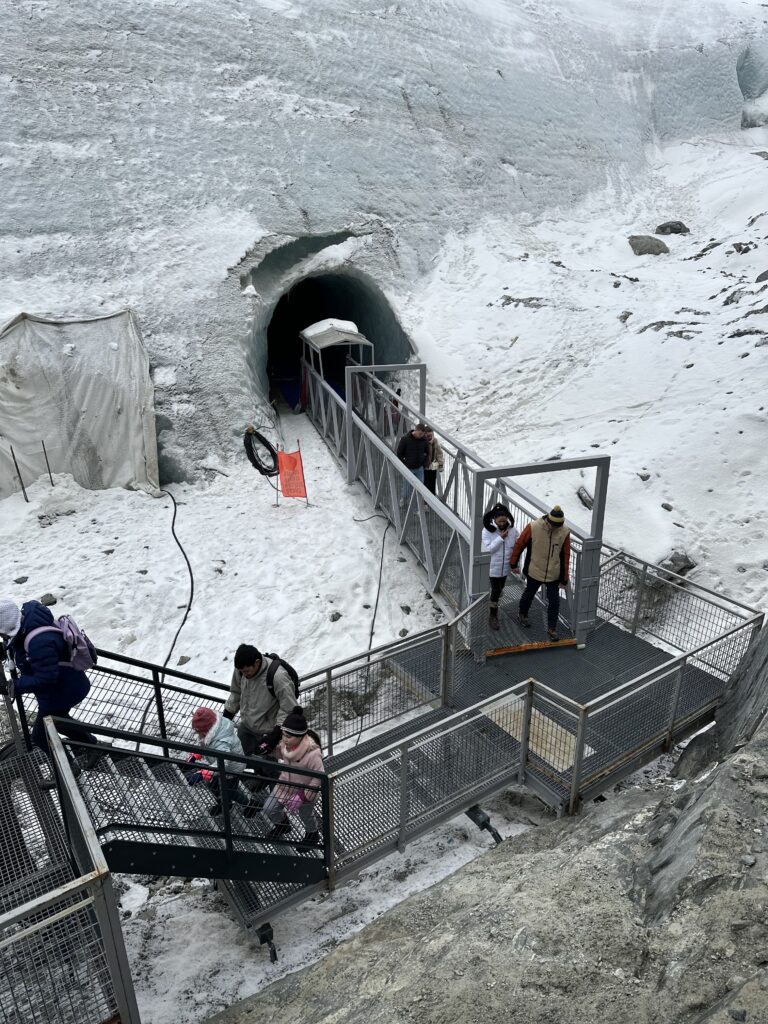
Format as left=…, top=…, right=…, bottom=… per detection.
left=329, top=678, right=531, bottom=778
left=597, top=547, right=763, bottom=618
left=349, top=366, right=592, bottom=541
left=583, top=614, right=763, bottom=712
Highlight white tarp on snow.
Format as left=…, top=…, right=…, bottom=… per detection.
left=0, top=309, right=159, bottom=498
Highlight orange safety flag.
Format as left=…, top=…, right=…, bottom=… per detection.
left=277, top=448, right=307, bottom=498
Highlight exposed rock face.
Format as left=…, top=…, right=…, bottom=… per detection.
left=629, top=235, right=670, bottom=256
left=738, top=39, right=768, bottom=127
left=659, top=548, right=698, bottom=577
left=656, top=220, right=690, bottom=234
left=208, top=627, right=768, bottom=1024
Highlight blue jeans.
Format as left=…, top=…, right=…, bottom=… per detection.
left=400, top=465, right=424, bottom=502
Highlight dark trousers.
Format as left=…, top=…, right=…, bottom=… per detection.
left=237, top=725, right=280, bottom=787
left=206, top=775, right=250, bottom=809
left=423, top=469, right=437, bottom=495
left=32, top=705, right=98, bottom=755
left=519, top=577, right=561, bottom=630
left=489, top=576, right=507, bottom=610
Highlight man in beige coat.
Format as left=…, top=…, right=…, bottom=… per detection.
left=509, top=505, right=571, bottom=640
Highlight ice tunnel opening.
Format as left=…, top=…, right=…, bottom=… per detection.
left=265, top=271, right=413, bottom=406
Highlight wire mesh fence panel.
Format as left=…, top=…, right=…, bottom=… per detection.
left=332, top=684, right=528, bottom=869
left=687, top=624, right=756, bottom=684
left=1, top=895, right=117, bottom=1024
left=597, top=552, right=752, bottom=654
left=436, top=533, right=465, bottom=610
left=520, top=689, right=582, bottom=800
left=331, top=755, right=404, bottom=867
left=0, top=751, right=128, bottom=1024
left=595, top=556, right=642, bottom=629
left=302, top=634, right=444, bottom=750
left=579, top=673, right=678, bottom=790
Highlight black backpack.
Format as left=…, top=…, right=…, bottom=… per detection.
left=264, top=653, right=300, bottom=700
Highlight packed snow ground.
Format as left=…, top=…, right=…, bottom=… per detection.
left=410, top=131, right=768, bottom=611
left=3, top=132, right=768, bottom=1024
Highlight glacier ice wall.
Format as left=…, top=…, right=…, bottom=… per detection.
left=0, top=0, right=762, bottom=478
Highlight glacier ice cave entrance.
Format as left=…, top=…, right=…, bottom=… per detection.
left=265, top=271, right=413, bottom=406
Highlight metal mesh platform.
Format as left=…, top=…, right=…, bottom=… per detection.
left=0, top=750, right=129, bottom=1024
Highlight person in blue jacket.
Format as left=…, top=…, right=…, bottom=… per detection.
left=0, top=598, right=98, bottom=758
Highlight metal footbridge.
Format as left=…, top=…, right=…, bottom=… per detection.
left=1, top=351, right=763, bottom=1024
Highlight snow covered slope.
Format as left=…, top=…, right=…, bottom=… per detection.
left=2, top=0, right=766, bottom=477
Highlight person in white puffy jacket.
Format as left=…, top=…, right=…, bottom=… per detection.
left=481, top=504, right=519, bottom=631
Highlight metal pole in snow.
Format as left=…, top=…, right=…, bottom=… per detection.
left=274, top=446, right=280, bottom=508
left=9, top=446, right=28, bottom=503
left=41, top=440, right=54, bottom=486
left=298, top=438, right=309, bottom=507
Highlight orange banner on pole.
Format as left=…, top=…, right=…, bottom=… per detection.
left=277, top=448, right=307, bottom=499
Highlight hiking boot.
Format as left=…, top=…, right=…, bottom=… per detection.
left=208, top=801, right=223, bottom=817
left=268, top=818, right=291, bottom=841
left=84, top=744, right=110, bottom=770
left=547, top=629, right=559, bottom=642
left=516, top=613, right=531, bottom=628
left=489, top=612, right=500, bottom=631
left=300, top=831, right=321, bottom=847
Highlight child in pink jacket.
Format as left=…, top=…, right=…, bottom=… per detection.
left=264, top=706, right=325, bottom=845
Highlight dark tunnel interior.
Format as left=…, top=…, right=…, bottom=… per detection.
left=266, top=272, right=412, bottom=404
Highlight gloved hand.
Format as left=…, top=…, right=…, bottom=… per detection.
left=261, top=726, right=283, bottom=753
left=222, top=709, right=236, bottom=721
left=186, top=752, right=203, bottom=764
left=285, top=791, right=304, bottom=812
left=187, top=769, right=213, bottom=786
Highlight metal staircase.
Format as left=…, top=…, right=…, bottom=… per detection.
left=48, top=722, right=330, bottom=889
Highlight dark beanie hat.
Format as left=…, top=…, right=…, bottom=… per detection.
left=282, top=706, right=308, bottom=737
left=547, top=505, right=565, bottom=526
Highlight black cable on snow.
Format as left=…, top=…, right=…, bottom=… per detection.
left=159, top=488, right=195, bottom=672
left=135, top=487, right=196, bottom=748
left=353, top=514, right=393, bottom=654
left=244, top=426, right=279, bottom=477
left=352, top=513, right=393, bottom=746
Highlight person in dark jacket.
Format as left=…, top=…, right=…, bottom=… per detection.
left=395, top=422, right=430, bottom=504
left=0, top=598, right=98, bottom=757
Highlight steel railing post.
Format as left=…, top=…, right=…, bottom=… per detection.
left=631, top=564, right=647, bottom=634
left=152, top=668, right=169, bottom=759
left=217, top=754, right=234, bottom=855
left=568, top=708, right=589, bottom=815
left=397, top=743, right=410, bottom=852
left=440, top=621, right=456, bottom=707
left=517, top=679, right=534, bottom=785
left=322, top=774, right=335, bottom=891
left=90, top=875, right=143, bottom=1024
left=325, top=668, right=334, bottom=757
left=345, top=365, right=355, bottom=483
left=664, top=661, right=686, bottom=751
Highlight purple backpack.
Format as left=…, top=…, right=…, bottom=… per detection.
left=24, top=615, right=98, bottom=671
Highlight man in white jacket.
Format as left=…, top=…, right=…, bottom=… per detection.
left=481, top=504, right=519, bottom=631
